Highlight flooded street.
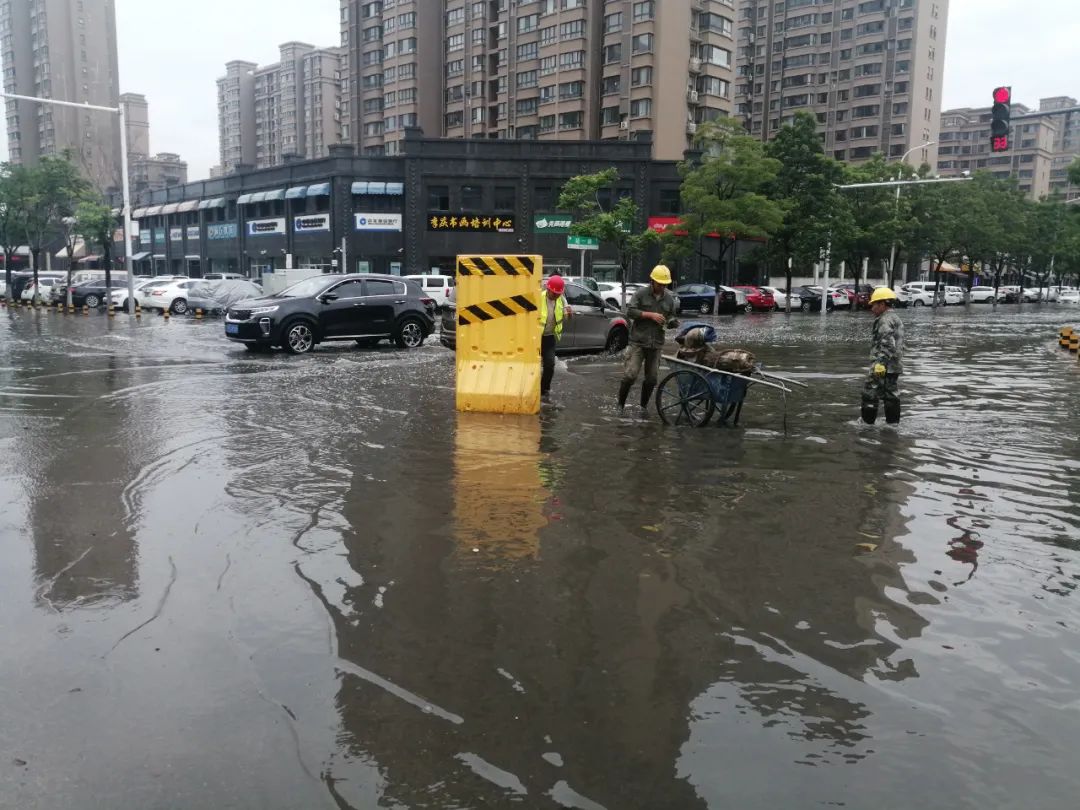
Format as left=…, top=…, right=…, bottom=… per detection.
left=2, top=304, right=1079, bottom=809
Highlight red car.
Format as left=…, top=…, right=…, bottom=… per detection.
left=833, top=284, right=874, bottom=309
left=734, top=286, right=775, bottom=313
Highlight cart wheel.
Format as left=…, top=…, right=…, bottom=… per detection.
left=656, top=370, right=716, bottom=427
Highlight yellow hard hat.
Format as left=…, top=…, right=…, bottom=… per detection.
left=870, top=287, right=897, bottom=304
left=650, top=265, right=673, bottom=285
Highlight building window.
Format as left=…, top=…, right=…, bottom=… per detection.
left=445, top=111, right=464, bottom=128
left=516, top=97, right=539, bottom=115
left=559, top=111, right=583, bottom=129
left=631, top=67, right=652, bottom=86
left=429, top=185, right=450, bottom=210
left=630, top=99, right=651, bottom=118
left=604, top=44, right=622, bottom=64
left=398, top=12, right=416, bottom=28
left=540, top=84, right=556, bottom=103
left=517, top=70, right=538, bottom=89
left=518, top=14, right=539, bottom=32
left=461, top=185, right=483, bottom=211
left=602, top=75, right=621, bottom=95
left=601, top=106, right=620, bottom=126
left=447, top=33, right=465, bottom=52
left=539, top=115, right=556, bottom=133
left=700, top=45, right=731, bottom=67
left=559, top=50, right=585, bottom=69
left=540, top=56, right=557, bottom=75
left=494, top=186, right=516, bottom=211
left=558, top=81, right=584, bottom=99
left=632, top=1, right=654, bottom=21
left=604, top=12, right=622, bottom=33
left=540, top=25, right=557, bottom=44
left=446, top=7, right=465, bottom=26
left=517, top=42, right=538, bottom=60
left=560, top=20, right=585, bottom=38
left=632, top=34, right=654, bottom=53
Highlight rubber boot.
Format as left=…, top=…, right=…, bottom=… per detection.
left=617, top=379, right=633, bottom=410
left=884, top=401, right=901, bottom=425
left=640, top=382, right=656, bottom=412
left=861, top=404, right=878, bottom=425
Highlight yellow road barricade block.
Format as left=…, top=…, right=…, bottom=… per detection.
left=455, top=254, right=542, bottom=415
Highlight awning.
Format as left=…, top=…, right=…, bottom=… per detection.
left=161, top=203, right=180, bottom=215
left=78, top=255, right=102, bottom=264
left=198, top=198, right=226, bottom=210
left=236, top=193, right=255, bottom=205
left=55, top=241, right=87, bottom=259
left=307, top=182, right=331, bottom=196
left=132, top=251, right=151, bottom=261
left=132, top=207, right=148, bottom=218
left=145, top=205, right=163, bottom=216
left=286, top=185, right=308, bottom=199
left=184, top=255, right=201, bottom=260
left=262, top=189, right=286, bottom=201
left=177, top=200, right=200, bottom=213
left=353, top=181, right=399, bottom=195
left=385, top=182, right=403, bottom=195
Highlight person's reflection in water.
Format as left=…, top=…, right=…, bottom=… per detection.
left=945, top=515, right=984, bottom=584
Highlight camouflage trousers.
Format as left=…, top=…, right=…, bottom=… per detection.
left=862, top=372, right=901, bottom=411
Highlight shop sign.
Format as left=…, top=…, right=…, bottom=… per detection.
left=648, top=216, right=688, bottom=235
left=207, top=223, right=238, bottom=240
left=533, top=213, right=573, bottom=234
left=153, top=230, right=166, bottom=245
left=139, top=230, right=151, bottom=246
left=247, top=218, right=286, bottom=237
left=295, top=214, right=331, bottom=233
left=427, top=213, right=515, bottom=233
left=355, top=213, right=403, bottom=231
left=187, top=226, right=201, bottom=241
left=169, top=227, right=183, bottom=242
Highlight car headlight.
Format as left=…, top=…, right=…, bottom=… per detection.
left=249, top=306, right=279, bottom=315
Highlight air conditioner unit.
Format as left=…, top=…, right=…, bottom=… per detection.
left=689, top=57, right=702, bottom=72
left=618, top=120, right=629, bottom=131
left=688, top=90, right=699, bottom=103
left=686, top=122, right=698, bottom=135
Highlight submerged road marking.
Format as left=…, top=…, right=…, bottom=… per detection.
left=336, top=659, right=465, bottom=725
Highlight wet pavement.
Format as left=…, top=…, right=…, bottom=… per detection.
left=1, top=303, right=1079, bottom=809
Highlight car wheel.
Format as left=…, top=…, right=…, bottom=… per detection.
left=606, top=297, right=620, bottom=309
left=743, top=303, right=753, bottom=314
left=282, top=320, right=315, bottom=355
left=913, top=299, right=924, bottom=307
left=84, top=294, right=101, bottom=308
left=355, top=337, right=381, bottom=348
left=121, top=298, right=131, bottom=312
left=170, top=298, right=188, bottom=315
left=801, top=301, right=812, bottom=313
left=395, top=317, right=425, bottom=349
left=698, top=301, right=713, bottom=315
left=605, top=326, right=629, bottom=354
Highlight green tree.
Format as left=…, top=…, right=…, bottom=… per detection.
left=75, top=198, right=118, bottom=304
left=1068, top=157, right=1080, bottom=188
left=0, top=163, right=30, bottom=298
left=763, top=112, right=846, bottom=310
left=556, top=168, right=656, bottom=298
left=662, top=118, right=783, bottom=308
left=20, top=153, right=90, bottom=301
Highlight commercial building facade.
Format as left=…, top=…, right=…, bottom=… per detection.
left=338, top=0, right=736, bottom=160
left=120, top=133, right=741, bottom=284
left=1, top=0, right=122, bottom=187
left=733, top=0, right=948, bottom=168
left=217, top=45, right=344, bottom=174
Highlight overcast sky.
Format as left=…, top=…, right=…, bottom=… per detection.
left=1, top=0, right=1077, bottom=179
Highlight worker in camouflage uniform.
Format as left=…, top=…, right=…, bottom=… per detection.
left=619, top=265, right=679, bottom=413
left=862, top=287, right=905, bottom=425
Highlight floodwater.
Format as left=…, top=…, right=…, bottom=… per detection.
left=1, top=303, right=1078, bottom=809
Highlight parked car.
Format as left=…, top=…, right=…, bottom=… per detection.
left=202, top=273, right=246, bottom=281
left=134, top=278, right=194, bottom=312
left=62, top=277, right=134, bottom=308
left=596, top=281, right=644, bottom=309
left=733, top=285, right=775, bottom=313
left=873, top=285, right=911, bottom=308
left=20, top=276, right=64, bottom=303
left=187, top=279, right=265, bottom=315
left=832, top=283, right=874, bottom=309
left=440, top=282, right=629, bottom=354
left=674, top=283, right=738, bottom=315
left=760, top=285, right=802, bottom=311
left=901, top=284, right=934, bottom=307
left=1058, top=288, right=1079, bottom=305
left=225, top=274, right=436, bottom=354
left=404, top=274, right=455, bottom=309
left=794, top=285, right=838, bottom=312
left=967, top=286, right=998, bottom=304
left=109, top=278, right=165, bottom=312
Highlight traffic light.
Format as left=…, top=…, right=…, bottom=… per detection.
left=991, top=86, right=1011, bottom=152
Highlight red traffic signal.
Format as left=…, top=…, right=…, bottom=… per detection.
left=990, top=86, right=1011, bottom=152
left=993, top=87, right=1011, bottom=104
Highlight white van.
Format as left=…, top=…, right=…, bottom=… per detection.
left=405, top=274, right=455, bottom=308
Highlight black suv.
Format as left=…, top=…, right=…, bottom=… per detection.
left=225, top=274, right=436, bottom=354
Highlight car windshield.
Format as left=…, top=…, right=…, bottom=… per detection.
left=275, top=276, right=335, bottom=298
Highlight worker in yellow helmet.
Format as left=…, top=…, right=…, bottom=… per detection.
left=618, top=265, right=679, bottom=413
left=862, top=287, right=905, bottom=425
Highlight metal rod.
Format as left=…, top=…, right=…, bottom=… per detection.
left=661, top=355, right=794, bottom=394
left=118, top=104, right=135, bottom=312
left=836, top=177, right=974, bottom=190
left=0, top=91, right=119, bottom=114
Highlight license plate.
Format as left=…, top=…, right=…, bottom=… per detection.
left=225, top=323, right=239, bottom=336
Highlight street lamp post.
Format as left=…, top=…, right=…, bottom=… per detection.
left=0, top=92, right=135, bottom=313
left=886, top=141, right=936, bottom=289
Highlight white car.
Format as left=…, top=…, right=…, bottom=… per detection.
left=967, top=286, right=997, bottom=304
left=110, top=278, right=164, bottom=312
left=943, top=285, right=963, bottom=305
left=596, top=282, right=644, bottom=309
left=760, top=285, right=802, bottom=310
left=404, top=274, right=455, bottom=308
left=21, top=276, right=65, bottom=302
left=1059, top=289, right=1079, bottom=305
left=137, top=278, right=197, bottom=313
left=808, top=286, right=849, bottom=308
left=901, top=284, right=934, bottom=307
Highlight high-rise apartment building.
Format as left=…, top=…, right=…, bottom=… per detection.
left=120, top=92, right=149, bottom=157
left=217, top=45, right=343, bottom=173
left=119, top=91, right=188, bottom=193
left=338, top=0, right=736, bottom=160
left=1, top=0, right=122, bottom=187
left=938, top=96, right=1080, bottom=200
left=734, top=0, right=948, bottom=168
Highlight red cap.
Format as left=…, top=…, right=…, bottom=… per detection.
left=546, top=275, right=565, bottom=295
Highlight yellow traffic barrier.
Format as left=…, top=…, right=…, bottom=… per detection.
left=1060, top=327, right=1074, bottom=349
left=81, top=305, right=88, bottom=315
left=163, top=309, right=170, bottom=320
left=454, top=413, right=545, bottom=562
left=67, top=304, right=74, bottom=314
left=107, top=305, right=115, bottom=317
left=455, top=254, right=542, bottom=414
left=1070, top=337, right=1079, bottom=353
left=195, top=308, right=203, bottom=320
